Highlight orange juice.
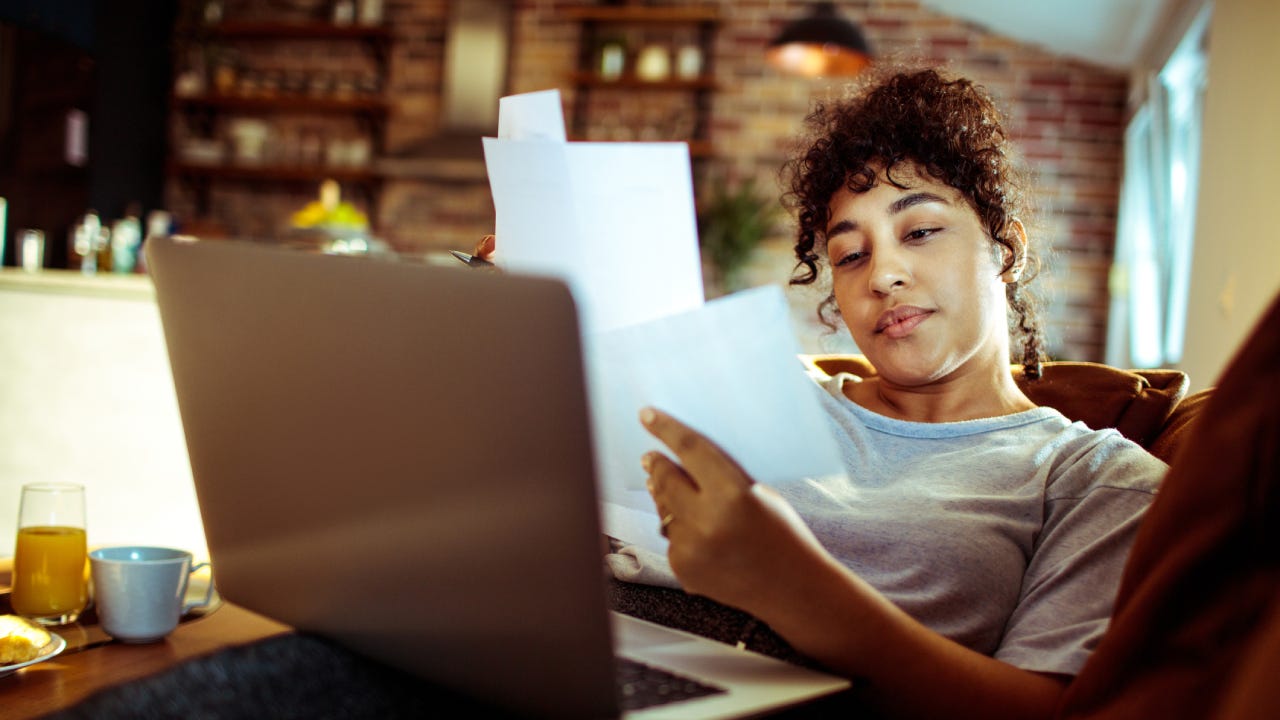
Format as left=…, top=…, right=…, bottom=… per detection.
left=11, top=525, right=89, bottom=624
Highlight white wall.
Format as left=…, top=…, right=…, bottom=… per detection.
left=1177, top=0, right=1280, bottom=389
left=0, top=273, right=206, bottom=560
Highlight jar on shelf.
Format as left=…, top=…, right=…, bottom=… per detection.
left=635, top=45, right=671, bottom=82
left=332, top=0, right=355, bottom=25
left=174, top=48, right=207, bottom=97
left=676, top=45, right=703, bottom=80
left=236, top=69, right=260, bottom=97
left=599, top=38, right=626, bottom=80
left=357, top=72, right=380, bottom=96
left=212, top=61, right=237, bottom=95
left=333, top=73, right=357, bottom=100
left=227, top=119, right=271, bottom=165
left=307, top=71, right=335, bottom=98
left=210, top=49, right=240, bottom=94
left=202, top=0, right=223, bottom=25
left=346, top=137, right=371, bottom=167
left=259, top=69, right=282, bottom=98
left=358, top=0, right=384, bottom=25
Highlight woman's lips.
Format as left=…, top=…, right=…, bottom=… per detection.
left=875, top=306, right=933, bottom=339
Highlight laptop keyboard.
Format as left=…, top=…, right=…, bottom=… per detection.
left=616, top=657, right=727, bottom=711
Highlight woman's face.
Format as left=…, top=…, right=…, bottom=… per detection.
left=824, top=164, right=1018, bottom=387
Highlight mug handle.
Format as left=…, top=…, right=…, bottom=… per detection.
left=183, top=561, right=215, bottom=614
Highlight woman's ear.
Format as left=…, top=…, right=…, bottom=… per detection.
left=1001, top=219, right=1028, bottom=283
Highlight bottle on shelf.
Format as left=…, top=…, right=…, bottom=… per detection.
left=110, top=205, right=143, bottom=274
left=70, top=211, right=102, bottom=274
left=358, top=0, right=384, bottom=25
left=332, top=0, right=355, bottom=26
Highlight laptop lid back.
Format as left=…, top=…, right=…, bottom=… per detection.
left=147, top=236, right=617, bottom=718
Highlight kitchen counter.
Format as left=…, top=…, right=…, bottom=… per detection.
left=0, top=268, right=154, bottom=301
left=0, top=267, right=205, bottom=562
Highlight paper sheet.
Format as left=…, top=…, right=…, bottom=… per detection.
left=587, top=286, right=845, bottom=548
left=483, top=90, right=847, bottom=553
left=482, top=138, right=704, bottom=333
left=483, top=89, right=703, bottom=333
left=497, top=89, right=566, bottom=141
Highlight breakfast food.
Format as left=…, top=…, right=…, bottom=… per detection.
left=0, top=614, right=52, bottom=664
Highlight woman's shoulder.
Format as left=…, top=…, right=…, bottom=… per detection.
left=1039, top=419, right=1167, bottom=498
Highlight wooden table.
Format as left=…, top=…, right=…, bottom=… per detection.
left=0, top=562, right=292, bottom=719
left=1, top=563, right=858, bottom=719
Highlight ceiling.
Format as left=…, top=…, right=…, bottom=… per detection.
left=918, top=0, right=1183, bottom=69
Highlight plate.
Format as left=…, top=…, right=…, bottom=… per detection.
left=0, top=632, right=67, bottom=678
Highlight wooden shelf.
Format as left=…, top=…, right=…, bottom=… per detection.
left=567, top=139, right=714, bottom=158
left=168, top=162, right=381, bottom=185
left=204, top=22, right=392, bottom=41
left=563, top=6, right=720, bottom=24
left=568, top=71, right=718, bottom=91
left=173, top=94, right=390, bottom=115
left=170, top=16, right=394, bottom=223
left=567, top=4, right=720, bottom=160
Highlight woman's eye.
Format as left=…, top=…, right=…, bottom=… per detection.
left=905, top=227, right=940, bottom=242
left=834, top=251, right=867, bottom=267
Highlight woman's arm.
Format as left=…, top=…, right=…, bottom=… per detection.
left=640, top=407, right=1067, bottom=720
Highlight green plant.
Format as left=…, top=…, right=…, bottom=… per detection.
left=697, top=177, right=780, bottom=292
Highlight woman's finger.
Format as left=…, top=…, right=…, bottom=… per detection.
left=643, top=450, right=699, bottom=505
left=643, top=450, right=700, bottom=538
left=639, top=407, right=751, bottom=493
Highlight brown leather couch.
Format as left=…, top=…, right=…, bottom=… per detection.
left=802, top=354, right=1207, bottom=465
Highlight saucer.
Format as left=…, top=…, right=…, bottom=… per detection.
left=0, top=633, right=67, bottom=679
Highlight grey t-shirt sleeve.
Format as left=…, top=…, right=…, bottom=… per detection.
left=993, top=431, right=1161, bottom=673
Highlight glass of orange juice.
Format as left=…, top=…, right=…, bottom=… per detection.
left=11, top=483, right=89, bottom=625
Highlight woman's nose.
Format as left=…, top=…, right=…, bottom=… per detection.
left=869, top=248, right=911, bottom=295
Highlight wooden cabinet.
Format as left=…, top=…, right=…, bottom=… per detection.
left=565, top=5, right=719, bottom=158
left=168, top=20, right=392, bottom=220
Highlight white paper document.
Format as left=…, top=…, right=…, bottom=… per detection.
left=482, top=137, right=704, bottom=333
left=588, top=286, right=846, bottom=551
left=483, top=90, right=846, bottom=552
left=497, top=89, right=566, bottom=141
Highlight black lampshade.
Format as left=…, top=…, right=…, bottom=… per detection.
left=767, top=2, right=873, bottom=77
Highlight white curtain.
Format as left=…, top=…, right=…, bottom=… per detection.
left=1107, top=10, right=1209, bottom=369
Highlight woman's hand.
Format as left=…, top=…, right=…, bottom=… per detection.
left=639, top=406, right=827, bottom=615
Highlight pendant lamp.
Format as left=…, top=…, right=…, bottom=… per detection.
left=767, top=2, right=873, bottom=78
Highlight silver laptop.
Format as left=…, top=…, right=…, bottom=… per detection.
left=147, top=235, right=848, bottom=719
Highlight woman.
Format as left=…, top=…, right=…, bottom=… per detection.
left=637, top=68, right=1165, bottom=719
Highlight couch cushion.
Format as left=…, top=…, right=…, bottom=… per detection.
left=803, top=355, right=1190, bottom=460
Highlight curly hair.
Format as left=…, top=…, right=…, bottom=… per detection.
left=782, top=66, right=1045, bottom=378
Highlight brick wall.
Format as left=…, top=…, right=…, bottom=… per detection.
left=168, top=0, right=1126, bottom=361
left=515, top=0, right=1126, bottom=360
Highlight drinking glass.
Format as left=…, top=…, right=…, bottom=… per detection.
left=18, top=228, right=45, bottom=272
left=11, top=483, right=89, bottom=625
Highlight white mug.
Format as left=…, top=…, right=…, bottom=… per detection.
left=89, top=546, right=214, bottom=643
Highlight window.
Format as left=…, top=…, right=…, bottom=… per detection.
left=1106, top=6, right=1211, bottom=368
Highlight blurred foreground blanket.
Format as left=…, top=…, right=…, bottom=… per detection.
left=1057, top=293, right=1280, bottom=720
